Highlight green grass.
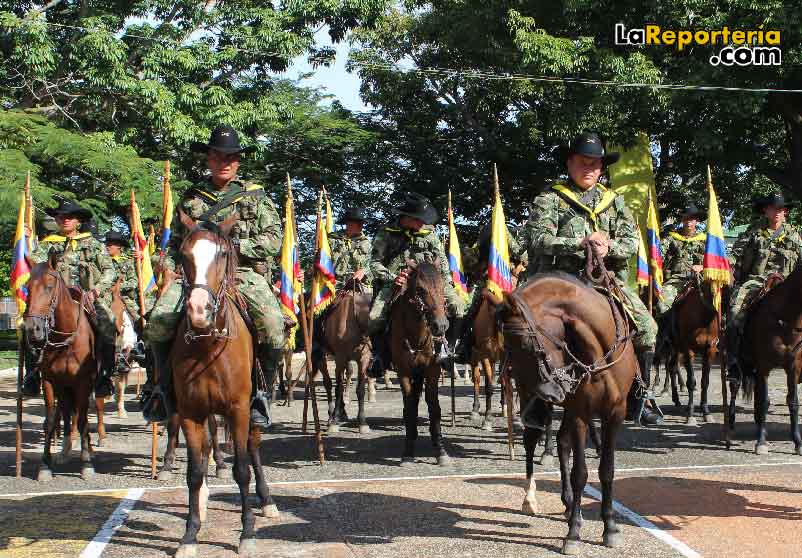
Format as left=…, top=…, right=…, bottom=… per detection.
left=0, top=349, right=18, bottom=370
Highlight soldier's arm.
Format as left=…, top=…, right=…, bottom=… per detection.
left=508, top=229, right=525, bottom=266
left=358, top=238, right=373, bottom=282
left=239, top=196, right=282, bottom=261
left=369, top=230, right=393, bottom=283
left=94, top=241, right=117, bottom=293
left=730, top=231, right=751, bottom=281
left=31, top=241, right=50, bottom=264
left=606, top=198, right=638, bottom=261
left=522, top=193, right=584, bottom=258
left=660, top=237, right=674, bottom=277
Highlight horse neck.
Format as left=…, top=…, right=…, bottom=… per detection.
left=774, top=266, right=802, bottom=312
left=53, top=278, right=80, bottom=332
left=400, top=290, right=432, bottom=351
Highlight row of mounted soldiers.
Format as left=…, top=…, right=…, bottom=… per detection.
left=19, top=126, right=801, bottom=429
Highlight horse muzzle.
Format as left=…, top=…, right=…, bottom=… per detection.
left=433, top=316, right=449, bottom=337
left=23, top=316, right=48, bottom=347
left=187, top=288, right=214, bottom=330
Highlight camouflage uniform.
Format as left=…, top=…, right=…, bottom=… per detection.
left=520, top=181, right=657, bottom=352
left=368, top=225, right=466, bottom=332
left=144, top=178, right=285, bottom=350
left=32, top=233, right=117, bottom=342
left=462, top=225, right=527, bottom=315
left=728, top=221, right=802, bottom=333
left=657, top=232, right=706, bottom=315
left=329, top=231, right=372, bottom=290
left=110, top=253, right=156, bottom=318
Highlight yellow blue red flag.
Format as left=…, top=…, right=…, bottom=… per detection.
left=160, top=161, right=173, bottom=252
left=312, top=191, right=336, bottom=315
left=636, top=230, right=650, bottom=288
left=325, top=192, right=334, bottom=234
left=10, top=191, right=31, bottom=318
left=702, top=166, right=732, bottom=311
left=486, top=165, right=513, bottom=299
left=130, top=190, right=157, bottom=294
left=646, top=191, right=664, bottom=299
left=447, top=190, right=469, bottom=302
left=280, top=177, right=302, bottom=325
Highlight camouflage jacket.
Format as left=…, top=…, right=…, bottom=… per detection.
left=661, top=231, right=706, bottom=283
left=110, top=253, right=155, bottom=315
left=730, top=220, right=802, bottom=284
left=164, top=178, right=282, bottom=278
left=520, top=181, right=638, bottom=283
left=462, top=223, right=527, bottom=284
left=370, top=224, right=452, bottom=288
left=32, top=232, right=116, bottom=293
left=329, top=231, right=372, bottom=284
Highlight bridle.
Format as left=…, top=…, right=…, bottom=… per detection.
left=25, top=269, right=83, bottom=352
left=395, top=267, right=448, bottom=358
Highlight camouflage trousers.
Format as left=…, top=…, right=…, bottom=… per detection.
left=144, top=268, right=285, bottom=349
left=620, top=284, right=657, bottom=353
left=728, top=279, right=763, bottom=334
left=368, top=282, right=466, bottom=333
left=656, top=278, right=686, bottom=316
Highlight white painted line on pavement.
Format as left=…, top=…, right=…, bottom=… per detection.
left=2, top=459, right=800, bottom=499
left=79, top=487, right=144, bottom=558
left=584, top=484, right=702, bottom=558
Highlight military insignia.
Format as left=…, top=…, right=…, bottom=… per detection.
left=221, top=131, right=231, bottom=137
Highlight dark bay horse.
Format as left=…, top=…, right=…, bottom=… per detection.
left=496, top=272, right=638, bottom=554
left=390, top=261, right=451, bottom=466
left=24, top=252, right=101, bottom=481
left=738, top=266, right=802, bottom=456
left=171, top=212, right=277, bottom=558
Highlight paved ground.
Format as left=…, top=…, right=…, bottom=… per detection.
left=1, top=360, right=801, bottom=557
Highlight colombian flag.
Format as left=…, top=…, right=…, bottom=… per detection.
left=447, top=190, right=469, bottom=302
left=10, top=192, right=31, bottom=319
left=325, top=192, right=334, bottom=235
left=130, top=190, right=157, bottom=294
left=160, top=161, right=173, bottom=252
left=486, top=166, right=513, bottom=299
left=636, top=230, right=650, bottom=288
left=280, top=176, right=302, bottom=338
left=702, top=166, right=731, bottom=311
left=312, top=191, right=336, bottom=315
left=646, top=192, right=664, bottom=299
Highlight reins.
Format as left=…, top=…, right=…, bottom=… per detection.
left=25, top=269, right=84, bottom=353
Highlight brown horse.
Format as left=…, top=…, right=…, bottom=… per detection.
left=170, top=213, right=277, bottom=558
left=316, top=282, right=374, bottom=434
left=497, top=271, right=638, bottom=554
left=24, top=252, right=102, bottom=481
left=390, top=261, right=451, bottom=466
left=737, top=266, right=802, bottom=455
left=156, top=413, right=230, bottom=481
left=661, top=280, right=722, bottom=426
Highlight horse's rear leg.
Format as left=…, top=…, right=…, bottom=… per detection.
left=229, top=412, right=257, bottom=556
left=481, top=359, right=496, bottom=431
left=94, top=394, right=106, bottom=447
left=786, top=371, right=802, bottom=455
left=53, top=392, right=73, bottom=466
left=754, top=372, right=770, bottom=455
left=562, top=414, right=588, bottom=555
left=176, top=418, right=209, bottom=558
left=208, top=415, right=231, bottom=479
left=599, top=414, right=624, bottom=549
left=157, top=413, right=181, bottom=481
left=700, top=351, right=712, bottom=422
left=115, top=371, right=128, bottom=418
left=539, top=418, right=556, bottom=466
left=425, top=371, right=450, bottom=466
left=470, top=361, right=482, bottom=423
left=248, top=424, right=279, bottom=518
left=400, top=374, right=422, bottom=465
left=38, top=383, right=59, bottom=481
left=522, top=399, right=550, bottom=514
left=684, top=352, right=699, bottom=426
left=668, top=353, right=682, bottom=407
left=78, top=390, right=95, bottom=480
left=355, top=356, right=371, bottom=434
left=334, top=362, right=349, bottom=423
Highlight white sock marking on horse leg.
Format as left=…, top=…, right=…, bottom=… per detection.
left=199, top=476, right=209, bottom=523
left=522, top=475, right=539, bottom=514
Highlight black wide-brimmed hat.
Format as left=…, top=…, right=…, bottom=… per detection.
left=754, top=192, right=790, bottom=210
left=190, top=124, right=255, bottom=155
left=104, top=230, right=130, bottom=248
left=392, top=193, right=439, bottom=225
left=566, top=131, right=620, bottom=166
left=338, top=207, right=370, bottom=224
left=681, top=203, right=704, bottom=218
left=45, top=200, right=92, bottom=221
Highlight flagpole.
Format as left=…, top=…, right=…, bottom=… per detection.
left=447, top=189, right=458, bottom=428
left=16, top=173, right=32, bottom=479
left=288, top=174, right=325, bottom=465
left=302, top=189, right=323, bottom=435
left=646, top=189, right=654, bottom=315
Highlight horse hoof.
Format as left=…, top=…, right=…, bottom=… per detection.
left=703, top=414, right=713, bottom=424
left=673, top=399, right=682, bottom=408
left=481, top=421, right=494, bottom=432
left=400, top=457, right=415, bottom=467
left=521, top=499, right=539, bottom=515
left=216, top=466, right=232, bottom=480
left=238, top=538, right=257, bottom=556
left=686, top=416, right=698, bottom=427
left=117, top=408, right=128, bottom=419
left=261, top=503, right=280, bottom=518
left=470, top=412, right=481, bottom=424
left=437, top=453, right=452, bottom=467
left=795, top=445, right=802, bottom=456
left=37, top=468, right=52, bottom=482
left=175, top=544, right=198, bottom=558
left=359, top=424, right=371, bottom=435
left=327, top=424, right=340, bottom=434
left=81, top=466, right=95, bottom=480
left=755, top=444, right=769, bottom=455
left=603, top=531, right=623, bottom=548
left=561, top=539, right=581, bottom=555
left=368, top=394, right=377, bottom=403
left=157, top=469, right=174, bottom=482
left=539, top=453, right=554, bottom=467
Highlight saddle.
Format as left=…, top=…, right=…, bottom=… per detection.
left=673, top=276, right=700, bottom=308
left=742, top=273, right=784, bottom=314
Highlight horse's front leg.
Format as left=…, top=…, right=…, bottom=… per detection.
left=668, top=352, right=682, bottom=407
left=755, top=372, right=770, bottom=455
left=94, top=392, right=106, bottom=447
left=684, top=352, right=698, bottom=426
left=38, top=381, right=59, bottom=481
left=424, top=367, right=450, bottom=466
left=786, top=369, right=802, bottom=455
left=562, top=414, right=588, bottom=555
left=355, top=353, right=371, bottom=434
left=700, top=349, right=712, bottom=422
left=176, top=418, right=209, bottom=558
left=481, top=358, right=495, bottom=431
left=599, top=413, right=624, bottom=548
left=208, top=415, right=231, bottom=479
left=248, top=423, right=279, bottom=518
left=158, top=413, right=181, bottom=481
left=522, top=398, right=549, bottom=514
left=557, top=419, right=573, bottom=514
left=470, top=360, right=482, bottom=423
left=115, top=369, right=129, bottom=418
left=78, top=388, right=95, bottom=480
left=399, top=372, right=421, bottom=466
left=229, top=411, right=257, bottom=556
left=53, top=391, right=73, bottom=466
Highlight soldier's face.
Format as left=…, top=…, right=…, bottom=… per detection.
left=346, top=220, right=363, bottom=236
left=681, top=216, right=698, bottom=232
left=763, top=205, right=787, bottom=225
left=106, top=244, right=122, bottom=257
left=207, top=149, right=240, bottom=187
left=567, top=155, right=603, bottom=189
left=399, top=215, right=424, bottom=231
left=56, top=214, right=80, bottom=234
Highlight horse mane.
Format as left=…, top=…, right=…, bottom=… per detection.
left=413, top=261, right=441, bottom=285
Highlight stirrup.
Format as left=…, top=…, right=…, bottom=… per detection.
left=141, top=387, right=169, bottom=424
left=250, top=390, right=272, bottom=428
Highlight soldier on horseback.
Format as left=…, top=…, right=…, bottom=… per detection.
left=329, top=207, right=373, bottom=290
left=726, top=192, right=802, bottom=382
left=141, top=124, right=286, bottom=427
left=21, top=200, right=119, bottom=397
left=520, top=132, right=662, bottom=426
left=657, top=203, right=706, bottom=316
left=367, top=194, right=466, bottom=375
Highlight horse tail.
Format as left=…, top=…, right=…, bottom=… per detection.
left=739, top=362, right=755, bottom=403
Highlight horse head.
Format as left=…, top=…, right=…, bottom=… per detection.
left=406, top=259, right=449, bottom=337
left=178, top=209, right=238, bottom=332
left=24, top=251, right=64, bottom=347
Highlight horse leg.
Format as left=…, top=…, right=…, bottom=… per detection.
left=356, top=355, right=371, bottom=434
left=562, top=414, right=588, bottom=555
left=158, top=413, right=181, bottom=481
left=470, top=360, right=481, bottom=424
left=115, top=371, right=128, bottom=418
left=400, top=374, right=421, bottom=465
left=481, top=358, right=495, bottom=431
left=684, top=351, right=698, bottom=426
left=176, top=418, right=207, bottom=558
left=557, top=419, right=573, bottom=514
left=79, top=388, right=95, bottom=480
left=599, top=415, right=624, bottom=548
left=94, top=393, right=106, bottom=447
left=38, top=382, right=59, bottom=481
left=247, top=423, right=278, bottom=519
left=669, top=352, right=682, bottom=407
left=539, top=417, right=556, bottom=466
left=425, top=369, right=450, bottom=466
left=336, top=360, right=350, bottom=423
left=754, top=372, right=770, bottom=455
left=53, top=391, right=73, bottom=465
left=786, top=370, right=802, bottom=456
left=522, top=398, right=550, bottom=513
left=700, top=350, right=712, bottom=422
left=589, top=421, right=602, bottom=457
left=230, top=412, right=257, bottom=556
left=320, top=359, right=336, bottom=428
left=343, top=361, right=353, bottom=405
left=209, top=415, right=231, bottom=479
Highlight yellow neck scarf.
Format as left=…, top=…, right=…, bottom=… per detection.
left=552, top=183, right=618, bottom=231
left=760, top=225, right=786, bottom=243
left=42, top=232, right=92, bottom=250
left=386, top=227, right=432, bottom=241
left=669, top=231, right=706, bottom=243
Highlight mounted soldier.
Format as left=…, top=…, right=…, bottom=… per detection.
left=367, top=194, right=466, bottom=375
left=329, top=207, right=373, bottom=290
left=726, top=192, right=802, bottom=382
left=520, top=131, right=662, bottom=426
left=141, top=124, right=286, bottom=427
left=657, top=203, right=707, bottom=316
left=21, top=200, right=118, bottom=397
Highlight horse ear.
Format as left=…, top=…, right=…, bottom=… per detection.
left=47, top=247, right=59, bottom=269
left=219, top=211, right=239, bottom=237
left=178, top=208, right=195, bottom=231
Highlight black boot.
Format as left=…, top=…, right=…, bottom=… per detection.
left=141, top=341, right=173, bottom=424
left=454, top=318, right=473, bottom=365
left=632, top=350, right=663, bottom=427
left=94, top=339, right=116, bottom=397
left=20, top=362, right=41, bottom=397
left=252, top=346, right=281, bottom=428
left=368, top=331, right=392, bottom=379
